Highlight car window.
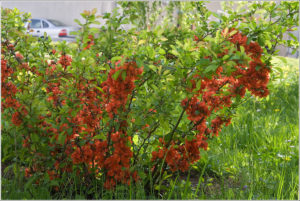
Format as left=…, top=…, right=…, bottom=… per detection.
left=30, top=19, right=41, bottom=29
left=47, top=19, right=66, bottom=27
left=42, top=21, right=49, bottom=28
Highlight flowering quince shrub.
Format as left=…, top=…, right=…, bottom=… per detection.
left=1, top=1, right=298, bottom=197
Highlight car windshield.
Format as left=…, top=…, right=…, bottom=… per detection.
left=47, top=19, right=66, bottom=27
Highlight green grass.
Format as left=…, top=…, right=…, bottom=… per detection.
left=2, top=56, right=298, bottom=199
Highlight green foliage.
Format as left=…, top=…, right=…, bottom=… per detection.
left=1, top=1, right=299, bottom=199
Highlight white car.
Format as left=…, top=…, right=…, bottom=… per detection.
left=25, top=18, right=80, bottom=41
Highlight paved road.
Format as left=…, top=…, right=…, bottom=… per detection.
left=52, top=37, right=77, bottom=43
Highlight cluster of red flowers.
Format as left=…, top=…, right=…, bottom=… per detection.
left=45, top=56, right=72, bottom=107
left=69, top=80, right=106, bottom=169
left=228, top=29, right=270, bottom=98
left=58, top=54, right=72, bottom=70
left=151, top=29, right=270, bottom=173
left=152, top=136, right=207, bottom=172
left=1, top=51, right=29, bottom=126
left=20, top=59, right=142, bottom=189
left=1, top=59, right=19, bottom=111
left=103, top=131, right=135, bottom=189
left=47, top=58, right=141, bottom=188
left=46, top=82, right=64, bottom=106
left=100, top=61, right=142, bottom=188
left=101, top=61, right=143, bottom=119
left=183, top=96, right=210, bottom=122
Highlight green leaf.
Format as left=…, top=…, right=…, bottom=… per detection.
left=138, top=40, right=146, bottom=45
left=222, top=55, right=230, bottom=61
left=240, top=46, right=245, bottom=54
left=161, top=119, right=169, bottom=131
left=292, top=48, right=297, bottom=55
left=160, top=37, right=168, bottom=41
left=265, top=40, right=272, bottom=49
left=158, top=48, right=166, bottom=55
left=170, top=49, right=179, bottom=56
left=138, top=171, right=146, bottom=179
left=58, top=132, right=66, bottom=145
left=60, top=77, right=69, bottom=83
left=112, top=70, right=122, bottom=80
left=93, top=134, right=106, bottom=140
left=197, top=58, right=210, bottom=66
left=255, top=65, right=262, bottom=71
left=288, top=32, right=298, bottom=42
left=229, top=30, right=237, bottom=36
left=111, top=56, right=122, bottom=63
left=204, top=64, right=218, bottom=73
left=133, top=135, right=139, bottom=145
left=31, top=133, right=39, bottom=143
left=74, top=19, right=82, bottom=26
left=121, top=71, right=126, bottom=81
left=246, top=37, right=252, bottom=45
left=196, top=80, right=201, bottom=90
left=258, top=37, right=264, bottom=46
left=136, top=59, right=143, bottom=68
left=95, top=86, right=104, bottom=93
left=148, top=64, right=156, bottom=72
left=187, top=135, right=196, bottom=141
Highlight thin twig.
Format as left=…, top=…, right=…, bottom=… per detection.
left=132, top=122, right=160, bottom=166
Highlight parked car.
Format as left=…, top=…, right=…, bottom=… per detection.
left=25, top=18, right=80, bottom=41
